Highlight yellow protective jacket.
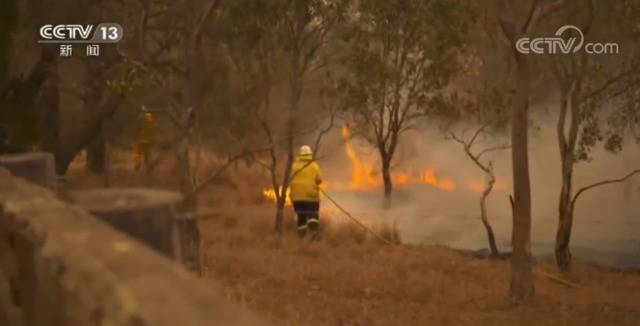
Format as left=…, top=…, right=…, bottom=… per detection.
left=137, top=113, right=157, bottom=143
left=289, top=153, right=322, bottom=202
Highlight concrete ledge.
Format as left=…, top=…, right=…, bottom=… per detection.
left=0, top=168, right=265, bottom=326
left=0, top=152, right=56, bottom=189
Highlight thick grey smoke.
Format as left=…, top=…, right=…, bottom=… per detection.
left=317, top=120, right=640, bottom=269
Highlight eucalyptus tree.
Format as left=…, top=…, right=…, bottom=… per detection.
left=491, top=0, right=567, bottom=299
left=548, top=0, right=640, bottom=271
left=340, top=0, right=472, bottom=202
left=221, top=0, right=348, bottom=233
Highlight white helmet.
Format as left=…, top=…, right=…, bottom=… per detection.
left=299, top=145, right=312, bottom=156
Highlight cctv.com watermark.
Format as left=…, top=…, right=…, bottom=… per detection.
left=516, top=25, right=619, bottom=55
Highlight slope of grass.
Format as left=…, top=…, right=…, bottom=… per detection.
left=64, top=158, right=640, bottom=325
left=200, top=207, right=640, bottom=325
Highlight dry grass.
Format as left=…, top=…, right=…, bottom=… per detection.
left=64, top=157, right=640, bottom=325
left=200, top=206, right=640, bottom=326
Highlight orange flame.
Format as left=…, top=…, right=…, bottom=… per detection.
left=418, top=169, right=457, bottom=191
left=342, top=126, right=457, bottom=192
left=262, top=187, right=292, bottom=206
left=393, top=172, right=410, bottom=186
left=263, top=126, right=504, bottom=204
left=342, top=126, right=380, bottom=190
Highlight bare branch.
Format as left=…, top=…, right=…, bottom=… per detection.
left=582, top=61, right=640, bottom=104
left=477, top=144, right=511, bottom=158
left=469, top=123, right=490, bottom=148
left=450, top=128, right=509, bottom=175
left=449, top=132, right=467, bottom=146
left=528, top=0, right=567, bottom=33
left=522, top=0, right=541, bottom=33
left=312, top=110, right=337, bottom=158
left=494, top=0, right=567, bottom=41
left=492, top=0, right=518, bottom=43
left=138, top=2, right=149, bottom=54
left=190, top=147, right=273, bottom=195
left=193, top=0, right=223, bottom=40
left=571, top=169, right=640, bottom=209
left=579, top=0, right=594, bottom=35
left=162, top=103, right=183, bottom=128
left=450, top=131, right=490, bottom=175
left=253, top=158, right=273, bottom=171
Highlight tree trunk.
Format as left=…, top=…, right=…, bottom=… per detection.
left=179, top=1, right=215, bottom=206
left=175, top=130, right=201, bottom=274
left=381, top=157, right=392, bottom=205
left=555, top=76, right=581, bottom=272
left=274, top=32, right=301, bottom=233
left=39, top=84, right=60, bottom=155
left=54, top=98, right=120, bottom=175
left=2, top=48, right=54, bottom=152
left=481, top=177, right=499, bottom=257
left=510, top=54, right=534, bottom=299
left=86, top=130, right=106, bottom=173
left=177, top=135, right=193, bottom=203
left=274, top=196, right=285, bottom=234
left=38, top=49, right=60, bottom=155
left=84, top=60, right=107, bottom=174
left=556, top=135, right=575, bottom=271
left=555, top=191, right=574, bottom=271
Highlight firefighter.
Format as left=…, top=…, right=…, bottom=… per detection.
left=289, top=145, right=323, bottom=238
left=134, top=107, right=157, bottom=170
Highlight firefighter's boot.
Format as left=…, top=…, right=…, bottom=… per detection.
left=297, top=225, right=307, bottom=238
left=307, top=218, right=320, bottom=241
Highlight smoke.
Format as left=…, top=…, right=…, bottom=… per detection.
left=316, top=119, right=640, bottom=269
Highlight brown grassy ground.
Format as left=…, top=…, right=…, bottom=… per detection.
left=199, top=207, right=640, bottom=326
left=64, top=158, right=640, bottom=325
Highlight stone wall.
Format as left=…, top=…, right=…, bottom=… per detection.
left=0, top=153, right=56, bottom=189
left=0, top=168, right=266, bottom=326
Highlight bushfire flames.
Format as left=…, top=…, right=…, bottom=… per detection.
left=341, top=126, right=457, bottom=191
left=262, top=126, right=504, bottom=204
left=263, top=187, right=292, bottom=206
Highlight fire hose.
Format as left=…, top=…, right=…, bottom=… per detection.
left=319, top=188, right=398, bottom=247
left=319, top=188, right=580, bottom=289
